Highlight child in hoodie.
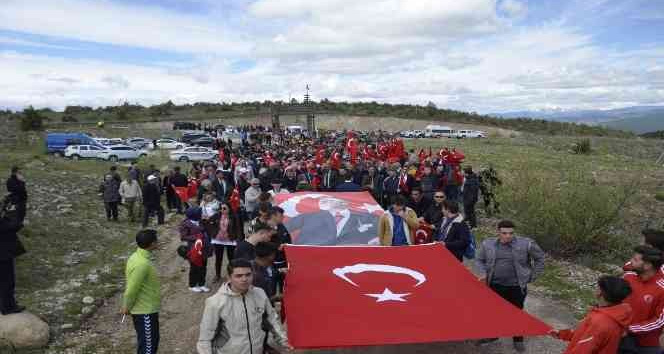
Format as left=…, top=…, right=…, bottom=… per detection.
left=550, top=275, right=632, bottom=354
left=179, top=207, right=211, bottom=293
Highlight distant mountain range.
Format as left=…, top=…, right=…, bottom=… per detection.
left=491, top=106, right=664, bottom=134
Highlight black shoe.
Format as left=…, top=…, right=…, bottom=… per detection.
left=1, top=305, right=25, bottom=315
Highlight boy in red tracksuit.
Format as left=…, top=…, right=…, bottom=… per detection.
left=550, top=276, right=633, bottom=354
left=621, top=245, right=664, bottom=353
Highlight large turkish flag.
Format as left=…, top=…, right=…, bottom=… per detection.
left=284, top=243, right=551, bottom=348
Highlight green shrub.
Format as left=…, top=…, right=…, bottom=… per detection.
left=655, top=192, right=664, bottom=202
left=498, top=167, right=636, bottom=258
left=19, top=106, right=44, bottom=131
left=572, top=138, right=592, bottom=154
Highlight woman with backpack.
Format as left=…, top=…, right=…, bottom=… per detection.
left=179, top=207, right=211, bottom=293
left=212, top=202, right=241, bottom=283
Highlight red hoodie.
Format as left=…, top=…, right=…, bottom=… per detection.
left=557, top=303, right=632, bottom=354
left=623, top=271, right=664, bottom=347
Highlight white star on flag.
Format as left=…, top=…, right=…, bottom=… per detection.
left=365, top=288, right=411, bottom=303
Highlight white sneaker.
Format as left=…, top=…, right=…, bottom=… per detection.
left=190, top=287, right=203, bottom=293
left=199, top=286, right=210, bottom=292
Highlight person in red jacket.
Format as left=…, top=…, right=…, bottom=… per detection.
left=550, top=275, right=632, bottom=354
left=621, top=245, right=664, bottom=353
left=623, top=229, right=664, bottom=274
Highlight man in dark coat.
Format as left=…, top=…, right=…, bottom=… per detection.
left=320, top=163, right=338, bottom=192
left=6, top=166, right=27, bottom=225
left=423, top=190, right=446, bottom=230
left=406, top=187, right=431, bottom=217
left=434, top=200, right=470, bottom=262
left=462, top=166, right=481, bottom=228
left=0, top=197, right=26, bottom=314
left=212, top=169, right=232, bottom=203
left=170, top=166, right=188, bottom=213
left=142, top=175, right=164, bottom=227
left=335, top=169, right=362, bottom=192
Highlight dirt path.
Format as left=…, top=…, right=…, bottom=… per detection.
left=64, top=217, right=574, bottom=354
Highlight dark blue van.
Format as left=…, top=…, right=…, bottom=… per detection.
left=46, top=133, right=100, bottom=155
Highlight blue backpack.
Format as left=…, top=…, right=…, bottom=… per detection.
left=464, top=231, right=477, bottom=259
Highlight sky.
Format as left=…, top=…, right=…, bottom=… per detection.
left=0, top=0, right=663, bottom=113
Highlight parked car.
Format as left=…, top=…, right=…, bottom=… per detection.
left=220, top=131, right=242, bottom=145
left=189, top=136, right=215, bottom=148
left=125, top=137, right=153, bottom=149
left=46, top=133, right=101, bottom=156
left=170, top=147, right=217, bottom=162
left=155, top=138, right=186, bottom=150
left=413, top=130, right=425, bottom=138
left=180, top=133, right=209, bottom=144
left=97, top=145, right=147, bottom=162
left=64, top=145, right=107, bottom=160
left=455, top=130, right=486, bottom=138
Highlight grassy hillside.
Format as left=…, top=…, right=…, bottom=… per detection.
left=605, top=115, right=664, bottom=134
left=0, top=99, right=634, bottom=137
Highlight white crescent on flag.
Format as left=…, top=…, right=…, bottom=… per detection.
left=332, top=263, right=427, bottom=288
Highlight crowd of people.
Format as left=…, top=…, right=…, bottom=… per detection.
left=2, top=123, right=664, bottom=354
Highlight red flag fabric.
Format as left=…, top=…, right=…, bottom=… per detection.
left=217, top=148, right=225, bottom=163
left=414, top=224, right=433, bottom=244
left=229, top=186, right=241, bottom=212
left=172, top=185, right=190, bottom=203
left=315, top=146, right=326, bottom=165
left=187, top=179, right=199, bottom=201
left=273, top=192, right=384, bottom=245
left=284, top=244, right=551, bottom=348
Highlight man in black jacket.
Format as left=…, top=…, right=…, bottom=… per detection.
left=142, top=175, right=164, bottom=228
left=212, top=169, right=231, bottom=203
left=422, top=191, right=446, bottom=229
left=6, top=166, right=27, bottom=225
left=406, top=187, right=431, bottom=217
left=0, top=197, right=26, bottom=315
left=434, top=200, right=470, bottom=262
left=462, top=166, right=481, bottom=228
left=321, top=162, right=338, bottom=192
left=170, top=166, right=188, bottom=214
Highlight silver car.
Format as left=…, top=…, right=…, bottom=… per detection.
left=169, top=147, right=217, bottom=162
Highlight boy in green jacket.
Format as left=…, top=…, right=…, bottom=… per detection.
left=121, top=229, right=161, bottom=354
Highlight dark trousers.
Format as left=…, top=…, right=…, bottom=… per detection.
left=0, top=259, right=17, bottom=313
left=132, top=313, right=160, bottom=354
left=165, top=192, right=177, bottom=211
left=618, top=335, right=662, bottom=354
left=142, top=206, right=164, bottom=228
left=105, top=201, right=119, bottom=220
left=189, top=259, right=207, bottom=287
left=490, top=283, right=527, bottom=342
left=213, top=245, right=235, bottom=279
left=464, top=202, right=477, bottom=228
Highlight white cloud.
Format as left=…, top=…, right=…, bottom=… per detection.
left=0, top=35, right=81, bottom=51
left=0, top=0, right=250, bottom=55
left=499, top=0, right=527, bottom=19
left=0, top=0, right=663, bottom=113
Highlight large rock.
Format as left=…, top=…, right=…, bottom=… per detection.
left=0, top=312, right=50, bottom=348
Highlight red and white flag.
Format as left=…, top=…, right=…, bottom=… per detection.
left=273, top=192, right=384, bottom=246
left=284, top=244, right=551, bottom=348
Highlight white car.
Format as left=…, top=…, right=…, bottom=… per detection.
left=97, top=145, right=148, bottom=162
left=65, top=145, right=107, bottom=160
left=170, top=147, right=217, bottom=162
left=125, top=137, right=153, bottom=149
left=155, top=138, right=186, bottom=150
left=455, top=130, right=486, bottom=138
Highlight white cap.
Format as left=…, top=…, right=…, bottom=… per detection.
left=147, top=175, right=157, bottom=181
